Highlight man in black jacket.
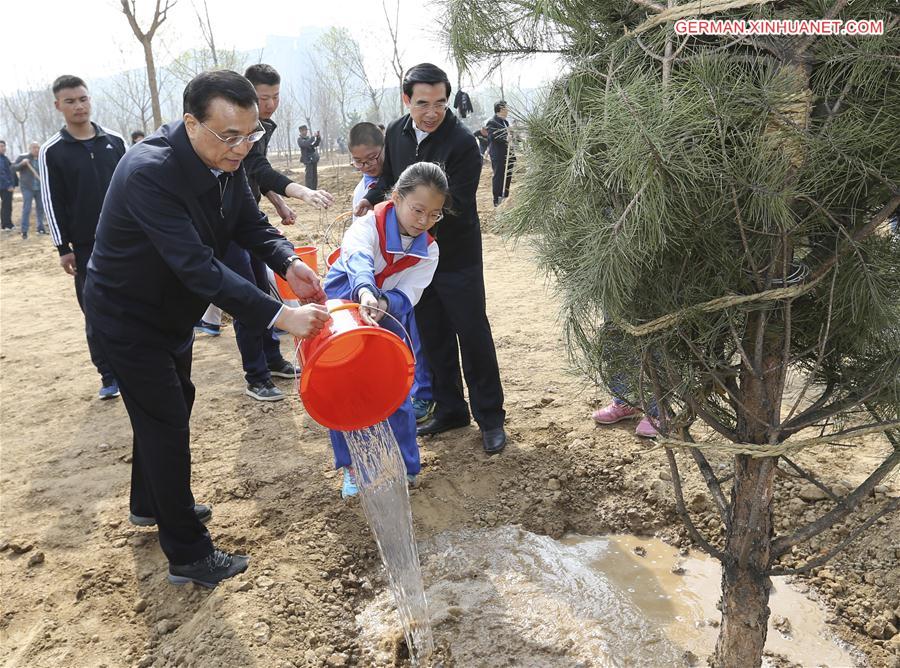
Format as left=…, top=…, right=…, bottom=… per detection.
left=297, top=125, right=321, bottom=189
left=84, top=70, right=330, bottom=587
left=355, top=63, right=507, bottom=454
left=486, top=101, right=515, bottom=206
left=40, top=75, right=126, bottom=399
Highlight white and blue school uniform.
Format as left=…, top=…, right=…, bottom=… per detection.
left=351, top=173, right=434, bottom=403
left=324, top=201, right=439, bottom=474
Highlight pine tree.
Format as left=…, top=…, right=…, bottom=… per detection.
left=446, top=1, right=899, bottom=665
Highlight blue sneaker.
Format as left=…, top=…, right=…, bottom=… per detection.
left=341, top=467, right=359, bottom=498
left=407, top=474, right=417, bottom=488
left=99, top=382, right=120, bottom=400
left=411, top=398, right=435, bottom=424
left=194, top=320, right=221, bottom=336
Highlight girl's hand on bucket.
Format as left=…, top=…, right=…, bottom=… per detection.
left=359, top=289, right=387, bottom=326
left=276, top=303, right=331, bottom=339
left=286, top=260, right=327, bottom=304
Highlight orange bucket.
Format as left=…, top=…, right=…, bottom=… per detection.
left=325, top=248, right=341, bottom=270
left=275, top=246, right=318, bottom=299
left=299, top=299, right=414, bottom=431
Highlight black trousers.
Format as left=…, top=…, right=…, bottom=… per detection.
left=94, top=330, right=214, bottom=565
left=304, top=160, right=318, bottom=190
left=415, top=264, right=505, bottom=430
left=490, top=149, right=515, bottom=202
left=0, top=189, right=12, bottom=228
left=73, top=245, right=115, bottom=385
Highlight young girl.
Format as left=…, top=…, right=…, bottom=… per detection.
left=323, top=162, right=449, bottom=497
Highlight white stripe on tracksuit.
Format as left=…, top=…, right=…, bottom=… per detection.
left=38, top=133, right=64, bottom=248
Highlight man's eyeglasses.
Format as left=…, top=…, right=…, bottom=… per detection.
left=199, top=121, right=265, bottom=148
left=412, top=100, right=448, bottom=113
left=350, top=148, right=383, bottom=169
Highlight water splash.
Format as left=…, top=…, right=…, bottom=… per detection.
left=344, top=421, right=434, bottom=663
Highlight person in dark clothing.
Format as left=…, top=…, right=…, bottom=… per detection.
left=40, top=76, right=126, bottom=399
left=486, top=101, right=515, bottom=206
left=205, top=63, right=334, bottom=402
left=297, top=125, right=321, bottom=189
left=474, top=125, right=490, bottom=156
left=0, top=140, right=17, bottom=230
left=13, top=142, right=46, bottom=237
left=354, top=63, right=507, bottom=455
left=453, top=90, right=474, bottom=118
left=84, top=70, right=330, bottom=588
left=130, top=130, right=145, bottom=145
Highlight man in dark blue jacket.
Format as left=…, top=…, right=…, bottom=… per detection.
left=85, top=70, right=330, bottom=588
left=355, top=63, right=507, bottom=455
left=486, top=101, right=515, bottom=206
left=0, top=140, right=16, bottom=230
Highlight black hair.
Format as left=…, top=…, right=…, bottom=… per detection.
left=348, top=122, right=384, bottom=149
left=299, top=124, right=308, bottom=131
left=402, top=63, right=451, bottom=99
left=393, top=162, right=452, bottom=213
left=131, top=130, right=145, bottom=143
left=52, top=75, right=87, bottom=96
left=377, top=123, right=386, bottom=132
left=494, top=100, right=507, bottom=113
left=244, top=63, right=281, bottom=87
left=183, top=70, right=258, bottom=123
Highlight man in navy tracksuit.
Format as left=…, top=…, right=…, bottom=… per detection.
left=355, top=63, right=507, bottom=455
left=84, top=70, right=330, bottom=587
left=40, top=75, right=126, bottom=399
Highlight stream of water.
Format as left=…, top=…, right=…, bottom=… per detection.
left=344, top=421, right=434, bottom=664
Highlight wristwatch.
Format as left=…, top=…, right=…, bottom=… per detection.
left=281, top=254, right=301, bottom=276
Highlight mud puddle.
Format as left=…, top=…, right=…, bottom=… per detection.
left=356, top=526, right=860, bottom=667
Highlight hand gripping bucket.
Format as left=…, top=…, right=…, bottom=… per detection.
left=299, top=299, right=415, bottom=431
left=275, top=246, right=319, bottom=299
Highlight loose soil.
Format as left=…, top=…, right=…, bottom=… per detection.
left=1, top=162, right=898, bottom=668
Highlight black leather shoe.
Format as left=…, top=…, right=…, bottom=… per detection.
left=416, top=414, right=471, bottom=437
left=168, top=549, right=249, bottom=588
left=481, top=427, right=507, bottom=454
left=129, top=504, right=212, bottom=527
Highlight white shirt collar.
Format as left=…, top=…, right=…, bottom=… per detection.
left=412, top=121, right=429, bottom=145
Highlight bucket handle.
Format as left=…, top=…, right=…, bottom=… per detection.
left=325, top=302, right=417, bottom=367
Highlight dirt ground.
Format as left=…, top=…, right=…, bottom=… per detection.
left=1, top=162, right=898, bottom=668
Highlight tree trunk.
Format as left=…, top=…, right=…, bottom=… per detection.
left=143, top=39, right=162, bottom=130
left=713, top=455, right=776, bottom=667
left=714, top=312, right=783, bottom=667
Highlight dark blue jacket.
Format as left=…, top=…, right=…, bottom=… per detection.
left=0, top=154, right=16, bottom=190
left=85, top=120, right=294, bottom=348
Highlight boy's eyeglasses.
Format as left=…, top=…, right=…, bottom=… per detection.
left=350, top=149, right=383, bottom=169
left=404, top=199, right=444, bottom=224
left=200, top=121, right=265, bottom=148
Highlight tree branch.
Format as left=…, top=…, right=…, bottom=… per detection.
left=779, top=456, right=840, bottom=503
left=666, top=448, right=725, bottom=559
left=771, top=447, right=900, bottom=556
left=768, top=497, right=899, bottom=576
left=690, top=447, right=732, bottom=529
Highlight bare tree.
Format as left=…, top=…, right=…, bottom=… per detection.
left=106, top=67, right=154, bottom=135
left=120, top=0, right=176, bottom=129
left=381, top=0, right=405, bottom=116
left=321, top=27, right=385, bottom=122
left=315, top=30, right=360, bottom=136
left=3, top=90, right=33, bottom=154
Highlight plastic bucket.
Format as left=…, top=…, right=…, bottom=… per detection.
left=325, top=248, right=341, bottom=270
left=299, top=299, right=414, bottom=431
left=275, top=246, right=319, bottom=299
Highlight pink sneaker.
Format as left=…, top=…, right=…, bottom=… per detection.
left=592, top=402, right=641, bottom=424
left=634, top=416, right=659, bottom=438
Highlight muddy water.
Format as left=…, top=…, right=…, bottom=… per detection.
left=356, top=526, right=859, bottom=667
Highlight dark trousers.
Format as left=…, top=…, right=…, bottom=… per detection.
left=74, top=245, right=115, bottom=385
left=490, top=149, right=514, bottom=202
left=94, top=330, right=213, bottom=565
left=304, top=160, right=318, bottom=190
left=415, top=264, right=505, bottom=430
left=223, top=243, right=283, bottom=384
left=0, top=189, right=12, bottom=228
